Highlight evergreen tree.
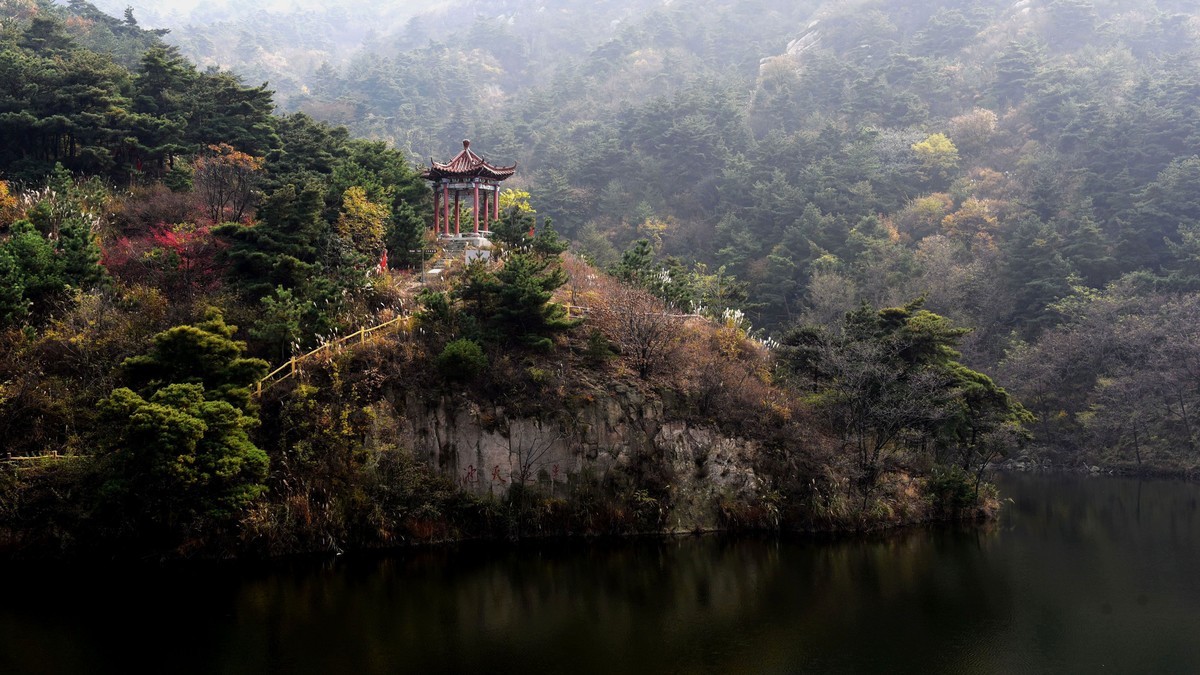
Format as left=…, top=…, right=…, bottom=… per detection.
left=488, top=252, right=573, bottom=350
left=97, top=383, right=268, bottom=532
left=991, top=41, right=1040, bottom=107
left=216, top=183, right=327, bottom=298
left=1124, top=156, right=1200, bottom=273
left=0, top=247, right=27, bottom=326
left=1059, top=214, right=1117, bottom=288
left=2, top=221, right=63, bottom=313
left=56, top=216, right=107, bottom=291
left=249, top=286, right=308, bottom=363
left=130, top=46, right=195, bottom=174
left=265, top=112, right=350, bottom=192
left=1003, top=218, right=1074, bottom=336
left=122, top=309, right=269, bottom=410
left=490, top=204, right=536, bottom=248
left=0, top=218, right=103, bottom=322
left=20, top=17, right=74, bottom=56
left=385, top=201, right=430, bottom=270
left=780, top=299, right=1029, bottom=496
left=455, top=259, right=501, bottom=326
left=532, top=216, right=569, bottom=257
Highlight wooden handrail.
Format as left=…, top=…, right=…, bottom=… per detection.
left=253, top=302, right=712, bottom=396
left=254, top=314, right=411, bottom=396
left=562, top=304, right=703, bottom=320
left=1, top=453, right=89, bottom=466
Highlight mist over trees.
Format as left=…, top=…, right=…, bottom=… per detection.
left=262, top=0, right=1198, bottom=471
left=4, top=0, right=1200, bottom=558
left=24, top=0, right=1200, bottom=471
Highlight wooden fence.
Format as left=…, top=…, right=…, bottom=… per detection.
left=252, top=303, right=705, bottom=397
left=254, top=314, right=412, bottom=396
left=562, top=304, right=704, bottom=320
left=1, top=452, right=89, bottom=468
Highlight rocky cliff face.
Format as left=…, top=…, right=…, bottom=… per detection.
left=390, top=384, right=765, bottom=533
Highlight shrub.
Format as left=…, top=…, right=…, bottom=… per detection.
left=436, top=338, right=487, bottom=382
left=926, top=465, right=977, bottom=517
left=97, top=383, right=268, bottom=532
left=584, top=329, right=615, bottom=364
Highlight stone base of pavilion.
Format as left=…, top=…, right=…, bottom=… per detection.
left=439, top=232, right=493, bottom=246
left=440, top=232, right=494, bottom=264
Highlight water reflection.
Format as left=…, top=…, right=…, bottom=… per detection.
left=3, top=475, right=1200, bottom=674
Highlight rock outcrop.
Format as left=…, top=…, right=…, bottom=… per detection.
left=393, top=386, right=763, bottom=533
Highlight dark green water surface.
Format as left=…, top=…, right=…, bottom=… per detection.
left=4, top=474, right=1200, bottom=674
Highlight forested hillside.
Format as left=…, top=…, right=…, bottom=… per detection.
left=269, top=0, right=1200, bottom=471
left=2, top=0, right=1199, bottom=558
left=2, top=0, right=1034, bottom=557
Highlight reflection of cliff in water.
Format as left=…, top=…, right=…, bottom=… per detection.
left=4, top=475, right=1200, bottom=673
left=195, top=530, right=1026, bottom=674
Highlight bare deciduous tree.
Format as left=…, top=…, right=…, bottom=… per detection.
left=592, top=285, right=682, bottom=379
left=193, top=143, right=263, bottom=223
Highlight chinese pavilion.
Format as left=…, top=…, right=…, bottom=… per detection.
left=423, top=140, right=516, bottom=238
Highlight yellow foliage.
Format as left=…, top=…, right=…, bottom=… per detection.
left=0, top=180, right=19, bottom=225
left=636, top=217, right=672, bottom=249
left=337, top=186, right=390, bottom=255
left=881, top=218, right=902, bottom=243
left=911, top=133, right=960, bottom=176
left=714, top=324, right=748, bottom=360
left=763, top=397, right=791, bottom=422
left=499, top=189, right=535, bottom=214
left=906, top=194, right=954, bottom=225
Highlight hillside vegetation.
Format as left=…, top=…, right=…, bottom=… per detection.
left=277, top=0, right=1200, bottom=472
left=136, top=0, right=1200, bottom=470
left=0, top=1, right=1025, bottom=558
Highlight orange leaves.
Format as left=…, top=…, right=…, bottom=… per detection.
left=193, top=143, right=264, bottom=224
left=941, top=197, right=999, bottom=250
left=195, top=143, right=264, bottom=173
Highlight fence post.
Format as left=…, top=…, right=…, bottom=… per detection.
left=290, top=357, right=296, bottom=375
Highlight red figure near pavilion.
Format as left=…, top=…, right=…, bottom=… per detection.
left=423, top=140, right=516, bottom=238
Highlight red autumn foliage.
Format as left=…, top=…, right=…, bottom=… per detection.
left=103, top=223, right=226, bottom=302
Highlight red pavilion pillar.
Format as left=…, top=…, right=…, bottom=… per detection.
left=442, top=183, right=450, bottom=237
left=473, top=182, right=480, bottom=234
left=492, top=188, right=499, bottom=229
left=482, top=184, right=490, bottom=226
left=453, top=191, right=461, bottom=237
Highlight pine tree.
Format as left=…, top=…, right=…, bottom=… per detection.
left=489, top=253, right=573, bottom=350
left=121, top=308, right=269, bottom=410
left=97, top=383, right=268, bottom=532
left=0, top=247, right=27, bottom=326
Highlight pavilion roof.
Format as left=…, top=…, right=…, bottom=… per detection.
left=424, top=140, right=516, bottom=181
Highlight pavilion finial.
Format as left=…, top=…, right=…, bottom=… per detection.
left=463, top=139, right=471, bottom=150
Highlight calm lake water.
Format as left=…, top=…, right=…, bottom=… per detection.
left=4, top=474, right=1200, bottom=674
